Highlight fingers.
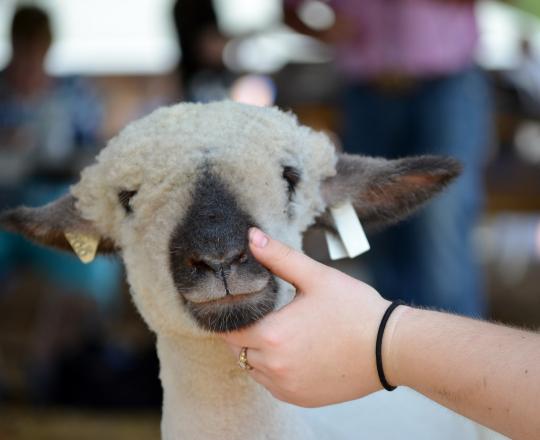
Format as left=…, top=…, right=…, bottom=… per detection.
left=227, top=343, right=278, bottom=395
left=248, top=227, right=327, bottom=291
left=230, top=345, right=297, bottom=406
left=249, top=369, right=276, bottom=393
left=221, top=330, right=258, bottom=349
left=228, top=344, right=269, bottom=375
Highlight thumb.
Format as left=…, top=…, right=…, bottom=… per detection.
left=248, top=227, right=326, bottom=290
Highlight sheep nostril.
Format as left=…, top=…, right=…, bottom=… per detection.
left=187, top=251, right=247, bottom=274
left=187, top=258, right=212, bottom=272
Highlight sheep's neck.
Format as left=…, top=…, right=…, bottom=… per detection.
left=157, top=335, right=312, bottom=440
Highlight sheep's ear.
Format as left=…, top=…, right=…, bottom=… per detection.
left=0, top=194, right=116, bottom=259
left=318, top=154, right=462, bottom=230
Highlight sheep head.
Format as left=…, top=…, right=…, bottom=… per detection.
left=0, top=102, right=460, bottom=337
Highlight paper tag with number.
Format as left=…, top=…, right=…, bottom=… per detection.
left=324, top=202, right=370, bottom=260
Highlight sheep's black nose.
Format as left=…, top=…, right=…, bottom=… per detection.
left=188, top=251, right=248, bottom=275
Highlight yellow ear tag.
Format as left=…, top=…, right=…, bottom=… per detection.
left=64, top=232, right=100, bottom=264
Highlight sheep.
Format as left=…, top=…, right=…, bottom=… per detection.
left=0, top=101, right=473, bottom=439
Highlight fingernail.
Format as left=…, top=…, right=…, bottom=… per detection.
left=249, top=228, right=269, bottom=248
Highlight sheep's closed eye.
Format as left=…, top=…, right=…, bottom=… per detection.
left=282, top=166, right=300, bottom=199
left=118, top=190, right=137, bottom=214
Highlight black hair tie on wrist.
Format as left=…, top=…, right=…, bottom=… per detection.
left=376, top=300, right=405, bottom=392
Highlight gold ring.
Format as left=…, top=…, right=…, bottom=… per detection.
left=238, top=347, right=253, bottom=371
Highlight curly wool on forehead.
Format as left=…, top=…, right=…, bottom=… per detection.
left=72, top=101, right=338, bottom=239
left=92, top=101, right=337, bottom=183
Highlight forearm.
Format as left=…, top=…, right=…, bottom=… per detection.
left=385, top=307, right=540, bottom=440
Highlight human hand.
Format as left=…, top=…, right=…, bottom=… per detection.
left=219, top=228, right=391, bottom=407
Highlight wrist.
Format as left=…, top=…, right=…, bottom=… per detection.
left=381, top=304, right=416, bottom=388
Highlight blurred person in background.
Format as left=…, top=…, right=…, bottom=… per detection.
left=172, top=0, right=233, bottom=102
left=0, top=6, right=122, bottom=402
left=0, top=4, right=120, bottom=304
left=284, top=0, right=493, bottom=317
left=505, top=36, right=540, bottom=116
left=0, top=6, right=102, bottom=192
left=172, top=1, right=277, bottom=107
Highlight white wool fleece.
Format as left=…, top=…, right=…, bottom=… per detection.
left=70, top=101, right=337, bottom=338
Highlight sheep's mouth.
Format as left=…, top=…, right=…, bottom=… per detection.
left=190, top=291, right=262, bottom=306
left=185, top=279, right=278, bottom=333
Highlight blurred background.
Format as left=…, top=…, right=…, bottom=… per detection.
left=0, top=0, right=539, bottom=438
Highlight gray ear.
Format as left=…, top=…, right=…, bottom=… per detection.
left=319, top=154, right=462, bottom=230
left=0, top=194, right=116, bottom=254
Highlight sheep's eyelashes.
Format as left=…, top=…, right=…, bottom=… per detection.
left=282, top=166, right=300, bottom=197
left=118, top=190, right=138, bottom=214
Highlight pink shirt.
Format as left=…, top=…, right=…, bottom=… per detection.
left=286, top=0, right=478, bottom=79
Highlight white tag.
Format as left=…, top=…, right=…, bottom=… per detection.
left=324, top=230, right=349, bottom=260
left=324, top=202, right=370, bottom=260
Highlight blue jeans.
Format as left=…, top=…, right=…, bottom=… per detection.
left=342, top=67, right=492, bottom=317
